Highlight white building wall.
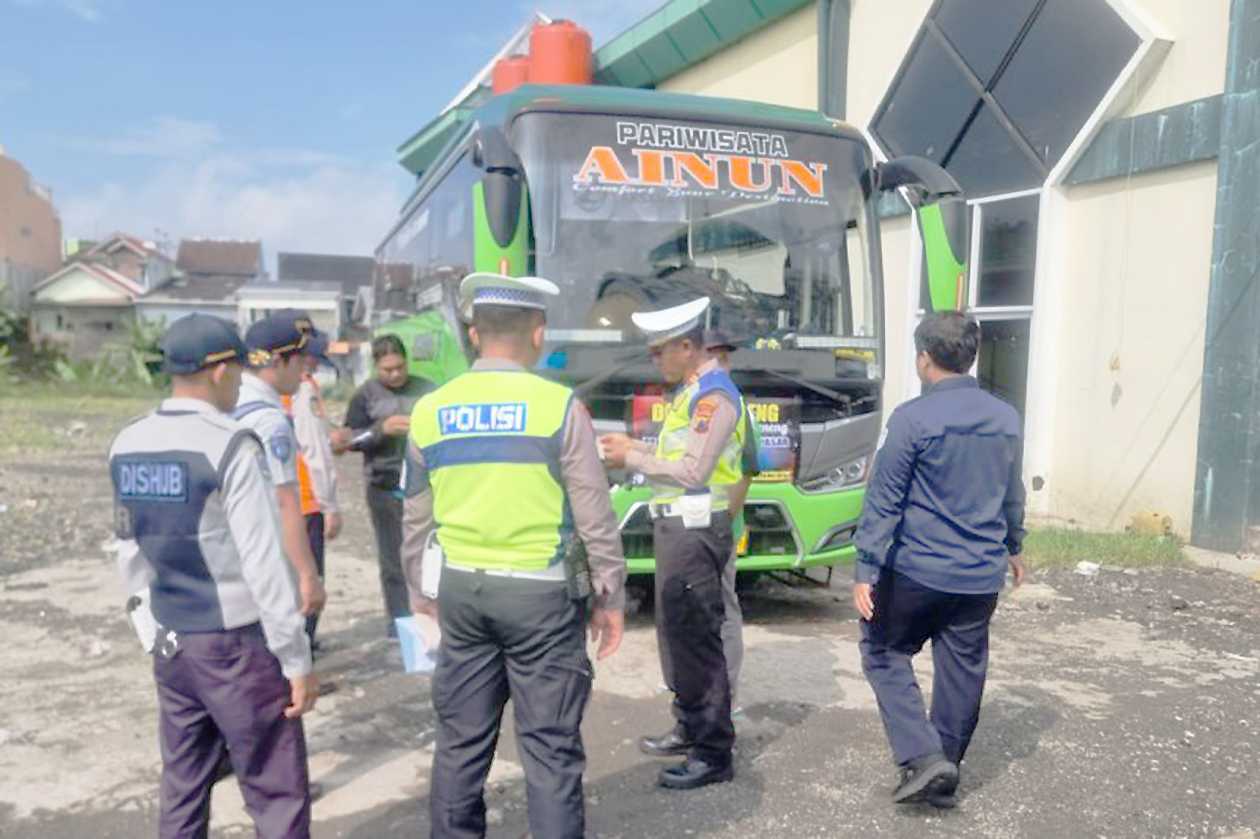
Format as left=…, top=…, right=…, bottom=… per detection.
left=657, top=5, right=818, bottom=108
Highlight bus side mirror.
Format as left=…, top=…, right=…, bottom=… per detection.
left=473, top=127, right=525, bottom=252
left=875, top=157, right=969, bottom=312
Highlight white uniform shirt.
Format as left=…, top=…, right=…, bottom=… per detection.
left=235, top=373, right=298, bottom=487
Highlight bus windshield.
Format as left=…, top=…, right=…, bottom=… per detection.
left=513, top=112, right=878, bottom=355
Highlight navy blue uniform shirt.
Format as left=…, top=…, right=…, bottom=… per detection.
left=855, top=376, right=1026, bottom=595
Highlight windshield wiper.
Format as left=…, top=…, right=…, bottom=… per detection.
left=737, top=364, right=853, bottom=414
left=570, top=347, right=652, bottom=397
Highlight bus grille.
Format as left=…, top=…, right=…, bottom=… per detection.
left=618, top=501, right=799, bottom=560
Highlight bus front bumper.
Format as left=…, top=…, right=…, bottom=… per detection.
left=611, top=481, right=864, bottom=576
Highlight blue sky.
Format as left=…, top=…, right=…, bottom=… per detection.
left=0, top=0, right=662, bottom=263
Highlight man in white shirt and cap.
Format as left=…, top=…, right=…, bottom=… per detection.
left=600, top=296, right=748, bottom=791
left=400, top=273, right=626, bottom=839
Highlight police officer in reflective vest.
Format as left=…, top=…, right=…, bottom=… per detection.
left=108, top=314, right=317, bottom=838
left=401, top=273, right=627, bottom=839
left=600, top=297, right=747, bottom=790
left=234, top=310, right=327, bottom=623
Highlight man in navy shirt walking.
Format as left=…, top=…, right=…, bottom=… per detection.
left=854, top=311, right=1027, bottom=808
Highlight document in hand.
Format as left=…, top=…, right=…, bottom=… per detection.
left=396, top=614, right=441, bottom=674
left=125, top=589, right=158, bottom=653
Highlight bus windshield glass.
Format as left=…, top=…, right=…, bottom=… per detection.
left=514, top=112, right=877, bottom=355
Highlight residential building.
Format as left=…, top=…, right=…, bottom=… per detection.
left=176, top=238, right=266, bottom=283
left=237, top=281, right=343, bottom=336
left=77, top=233, right=176, bottom=292
left=135, top=273, right=248, bottom=328
left=277, top=251, right=375, bottom=336
left=0, top=147, right=61, bottom=313
left=29, top=261, right=141, bottom=358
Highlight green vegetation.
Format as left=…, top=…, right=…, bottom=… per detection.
left=0, top=282, right=66, bottom=382
left=1023, top=527, right=1185, bottom=571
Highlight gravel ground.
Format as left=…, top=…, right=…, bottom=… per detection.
left=1, top=397, right=1258, bottom=838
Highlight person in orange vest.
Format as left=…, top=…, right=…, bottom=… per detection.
left=282, top=329, right=342, bottom=651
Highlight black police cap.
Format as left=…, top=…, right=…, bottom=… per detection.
left=303, top=328, right=332, bottom=365
left=244, top=309, right=313, bottom=365
left=159, top=313, right=250, bottom=375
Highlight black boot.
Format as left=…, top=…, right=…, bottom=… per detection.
left=639, top=727, right=693, bottom=758
left=658, top=758, right=734, bottom=790
left=892, top=754, right=958, bottom=804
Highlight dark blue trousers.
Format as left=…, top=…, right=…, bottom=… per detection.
left=859, top=571, right=999, bottom=767
left=154, top=623, right=311, bottom=839
left=304, top=512, right=325, bottom=643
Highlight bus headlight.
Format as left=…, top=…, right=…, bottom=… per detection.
left=797, top=456, right=869, bottom=493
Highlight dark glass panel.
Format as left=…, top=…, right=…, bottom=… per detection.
left=935, top=0, right=1039, bottom=85
left=873, top=28, right=978, bottom=162
left=977, top=194, right=1039, bottom=306
left=944, top=103, right=1043, bottom=197
left=994, top=0, right=1141, bottom=164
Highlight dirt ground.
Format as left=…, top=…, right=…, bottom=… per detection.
left=2, top=395, right=1260, bottom=838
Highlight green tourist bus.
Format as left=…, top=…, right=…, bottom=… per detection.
left=375, top=83, right=967, bottom=578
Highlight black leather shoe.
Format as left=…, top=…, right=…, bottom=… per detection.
left=638, top=729, right=693, bottom=758
left=892, top=756, right=958, bottom=804
left=928, top=764, right=960, bottom=808
left=658, top=758, right=734, bottom=790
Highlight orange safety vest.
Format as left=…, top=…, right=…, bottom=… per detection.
left=281, top=392, right=320, bottom=517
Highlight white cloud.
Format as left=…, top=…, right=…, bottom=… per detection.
left=68, top=116, right=224, bottom=159
left=12, top=0, right=103, bottom=22
left=60, top=153, right=409, bottom=263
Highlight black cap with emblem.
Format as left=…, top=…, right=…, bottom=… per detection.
left=158, top=313, right=251, bottom=375
left=244, top=309, right=314, bottom=366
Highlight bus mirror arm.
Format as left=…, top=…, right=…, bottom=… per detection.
left=872, top=156, right=962, bottom=205
left=873, top=157, right=970, bottom=313
left=474, top=126, right=525, bottom=251
left=472, top=127, right=521, bottom=175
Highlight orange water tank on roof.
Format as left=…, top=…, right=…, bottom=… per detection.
left=528, top=20, right=592, bottom=86
left=492, top=54, right=531, bottom=95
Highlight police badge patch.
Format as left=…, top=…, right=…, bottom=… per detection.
left=269, top=432, right=293, bottom=464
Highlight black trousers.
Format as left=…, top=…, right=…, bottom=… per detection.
left=859, top=571, right=999, bottom=767
left=365, top=485, right=412, bottom=621
left=430, top=569, right=592, bottom=839
left=155, top=624, right=310, bottom=839
left=303, top=512, right=325, bottom=642
left=653, top=512, right=734, bottom=766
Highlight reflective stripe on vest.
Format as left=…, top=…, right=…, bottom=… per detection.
left=410, top=370, right=573, bottom=572
left=652, top=368, right=747, bottom=509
